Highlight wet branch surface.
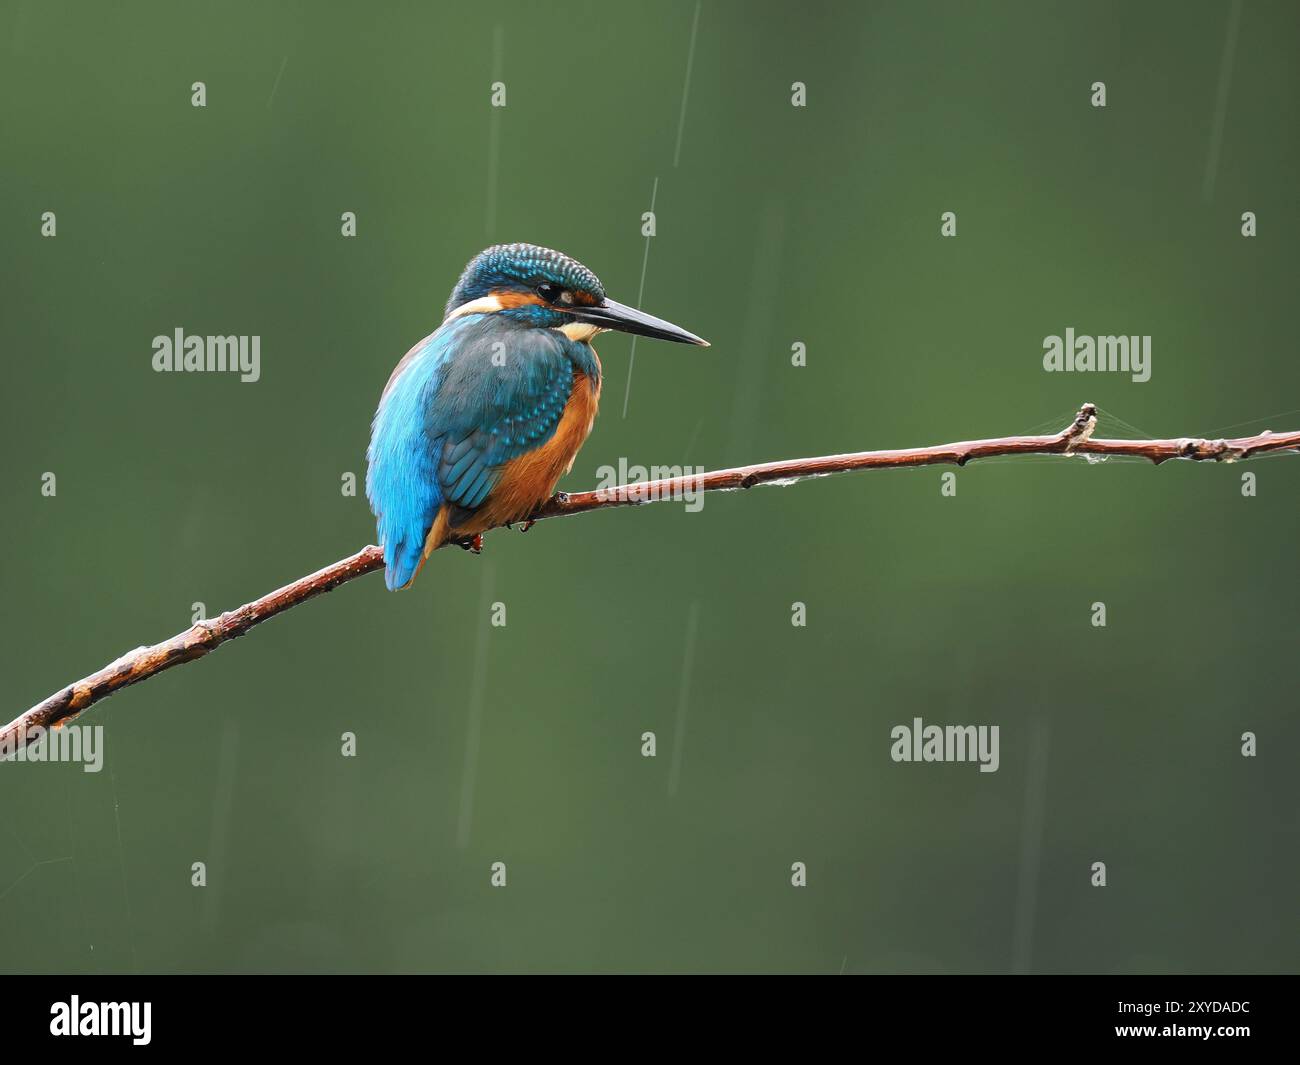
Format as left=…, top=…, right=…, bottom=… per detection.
left=6, top=403, right=1298, bottom=751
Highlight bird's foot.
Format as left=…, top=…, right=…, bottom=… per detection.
left=455, top=533, right=484, bottom=554
left=517, top=520, right=535, bottom=534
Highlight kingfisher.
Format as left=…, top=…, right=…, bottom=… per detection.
left=366, top=243, right=708, bottom=590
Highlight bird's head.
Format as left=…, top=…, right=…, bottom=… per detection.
left=444, top=243, right=708, bottom=347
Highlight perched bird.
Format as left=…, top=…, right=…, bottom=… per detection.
left=366, top=243, right=708, bottom=590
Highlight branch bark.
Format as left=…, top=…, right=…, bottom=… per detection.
left=5, top=403, right=1297, bottom=752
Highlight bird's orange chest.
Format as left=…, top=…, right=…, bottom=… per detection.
left=458, top=364, right=601, bottom=533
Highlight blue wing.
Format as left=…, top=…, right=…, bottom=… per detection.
left=366, top=315, right=577, bottom=590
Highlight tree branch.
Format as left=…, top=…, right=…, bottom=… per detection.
left=5, top=403, right=1297, bottom=752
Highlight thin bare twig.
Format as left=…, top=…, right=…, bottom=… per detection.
left=5, top=403, right=1297, bottom=751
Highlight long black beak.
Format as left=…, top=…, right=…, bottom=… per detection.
left=571, top=297, right=709, bottom=346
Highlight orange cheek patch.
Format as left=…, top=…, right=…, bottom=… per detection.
left=491, top=289, right=547, bottom=309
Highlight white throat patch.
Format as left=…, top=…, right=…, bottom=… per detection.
left=558, top=322, right=604, bottom=343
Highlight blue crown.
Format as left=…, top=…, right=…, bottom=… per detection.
left=445, top=243, right=606, bottom=315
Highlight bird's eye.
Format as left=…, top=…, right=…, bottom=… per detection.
left=535, top=282, right=562, bottom=303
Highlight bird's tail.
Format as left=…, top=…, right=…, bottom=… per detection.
left=367, top=408, right=445, bottom=590
left=383, top=538, right=426, bottom=591
left=381, top=507, right=449, bottom=590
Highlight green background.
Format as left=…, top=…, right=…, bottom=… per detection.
left=2, top=0, right=1296, bottom=973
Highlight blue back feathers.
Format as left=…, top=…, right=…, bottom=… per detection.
left=366, top=312, right=599, bottom=590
